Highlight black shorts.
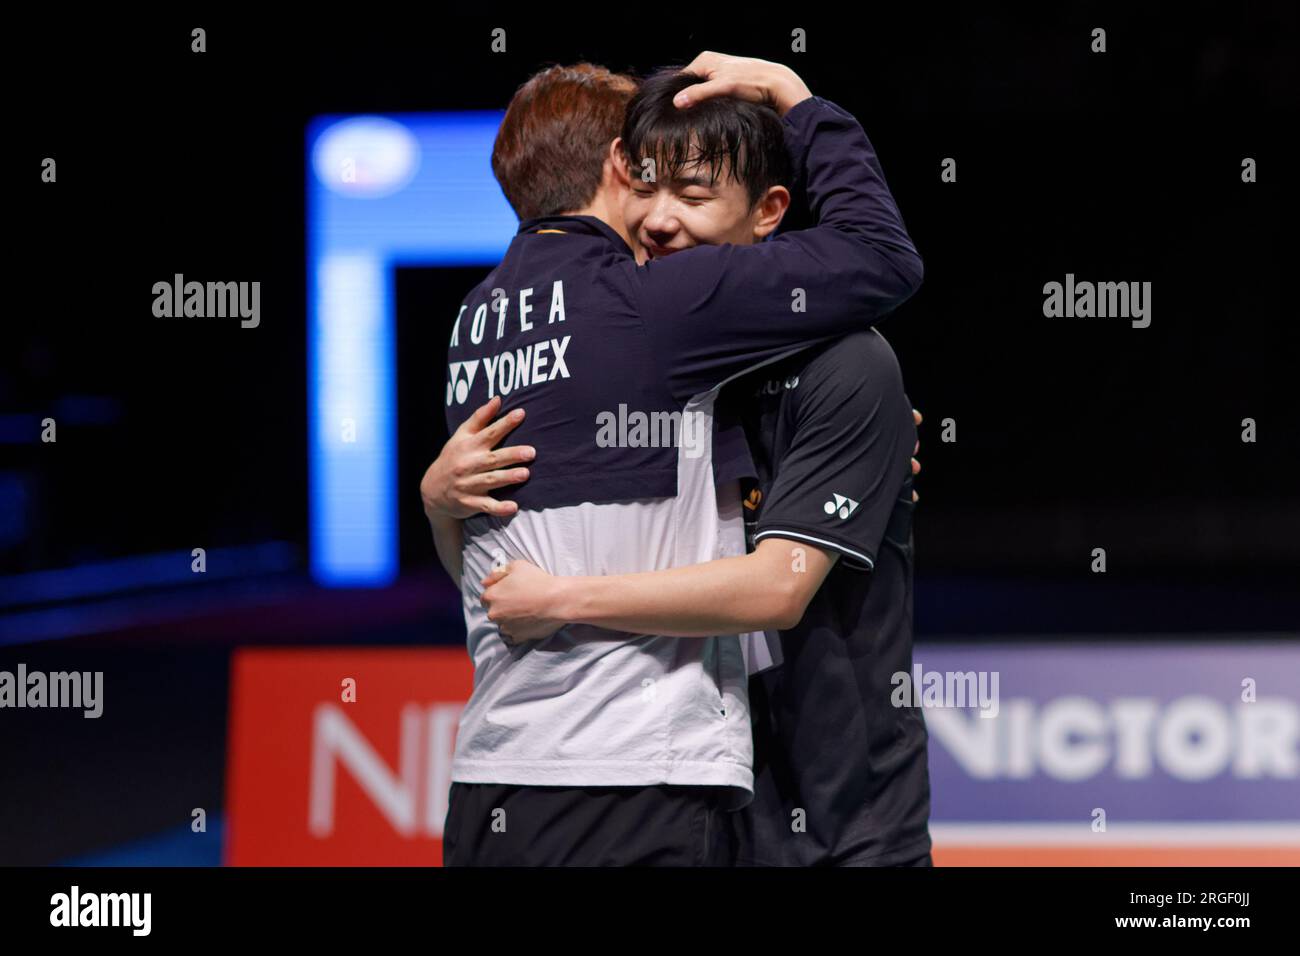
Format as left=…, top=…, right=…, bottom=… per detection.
left=893, top=849, right=933, bottom=867
left=442, top=781, right=737, bottom=866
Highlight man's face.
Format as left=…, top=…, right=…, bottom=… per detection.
left=616, top=140, right=785, bottom=264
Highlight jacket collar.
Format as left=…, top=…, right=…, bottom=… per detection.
left=516, top=214, right=634, bottom=257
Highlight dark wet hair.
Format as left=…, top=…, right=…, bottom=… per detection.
left=620, top=69, right=791, bottom=206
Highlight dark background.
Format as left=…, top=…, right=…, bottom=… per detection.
left=1, top=8, right=1297, bottom=863
left=10, top=8, right=1297, bottom=587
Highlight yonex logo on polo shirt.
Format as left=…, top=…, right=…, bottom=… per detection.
left=824, top=493, right=860, bottom=520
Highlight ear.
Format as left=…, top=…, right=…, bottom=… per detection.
left=608, top=138, right=632, bottom=188
left=752, top=185, right=791, bottom=240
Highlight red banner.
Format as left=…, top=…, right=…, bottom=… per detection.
left=225, top=648, right=473, bottom=866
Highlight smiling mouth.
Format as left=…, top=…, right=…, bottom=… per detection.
left=644, top=242, right=681, bottom=260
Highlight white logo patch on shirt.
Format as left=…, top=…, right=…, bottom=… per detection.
left=824, top=493, right=860, bottom=520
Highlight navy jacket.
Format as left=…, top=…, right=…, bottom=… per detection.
left=445, top=95, right=922, bottom=509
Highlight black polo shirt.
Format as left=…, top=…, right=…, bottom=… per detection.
left=723, top=329, right=933, bottom=866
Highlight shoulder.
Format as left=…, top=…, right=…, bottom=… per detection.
left=790, top=330, right=905, bottom=412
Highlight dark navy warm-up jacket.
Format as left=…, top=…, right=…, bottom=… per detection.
left=444, top=95, right=922, bottom=508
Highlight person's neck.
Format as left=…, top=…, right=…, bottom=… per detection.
left=564, top=193, right=635, bottom=251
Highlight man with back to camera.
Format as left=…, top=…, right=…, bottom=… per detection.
left=423, top=53, right=923, bottom=865
left=431, top=67, right=932, bottom=867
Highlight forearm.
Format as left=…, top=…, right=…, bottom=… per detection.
left=428, top=513, right=463, bottom=584
left=555, top=551, right=804, bottom=637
